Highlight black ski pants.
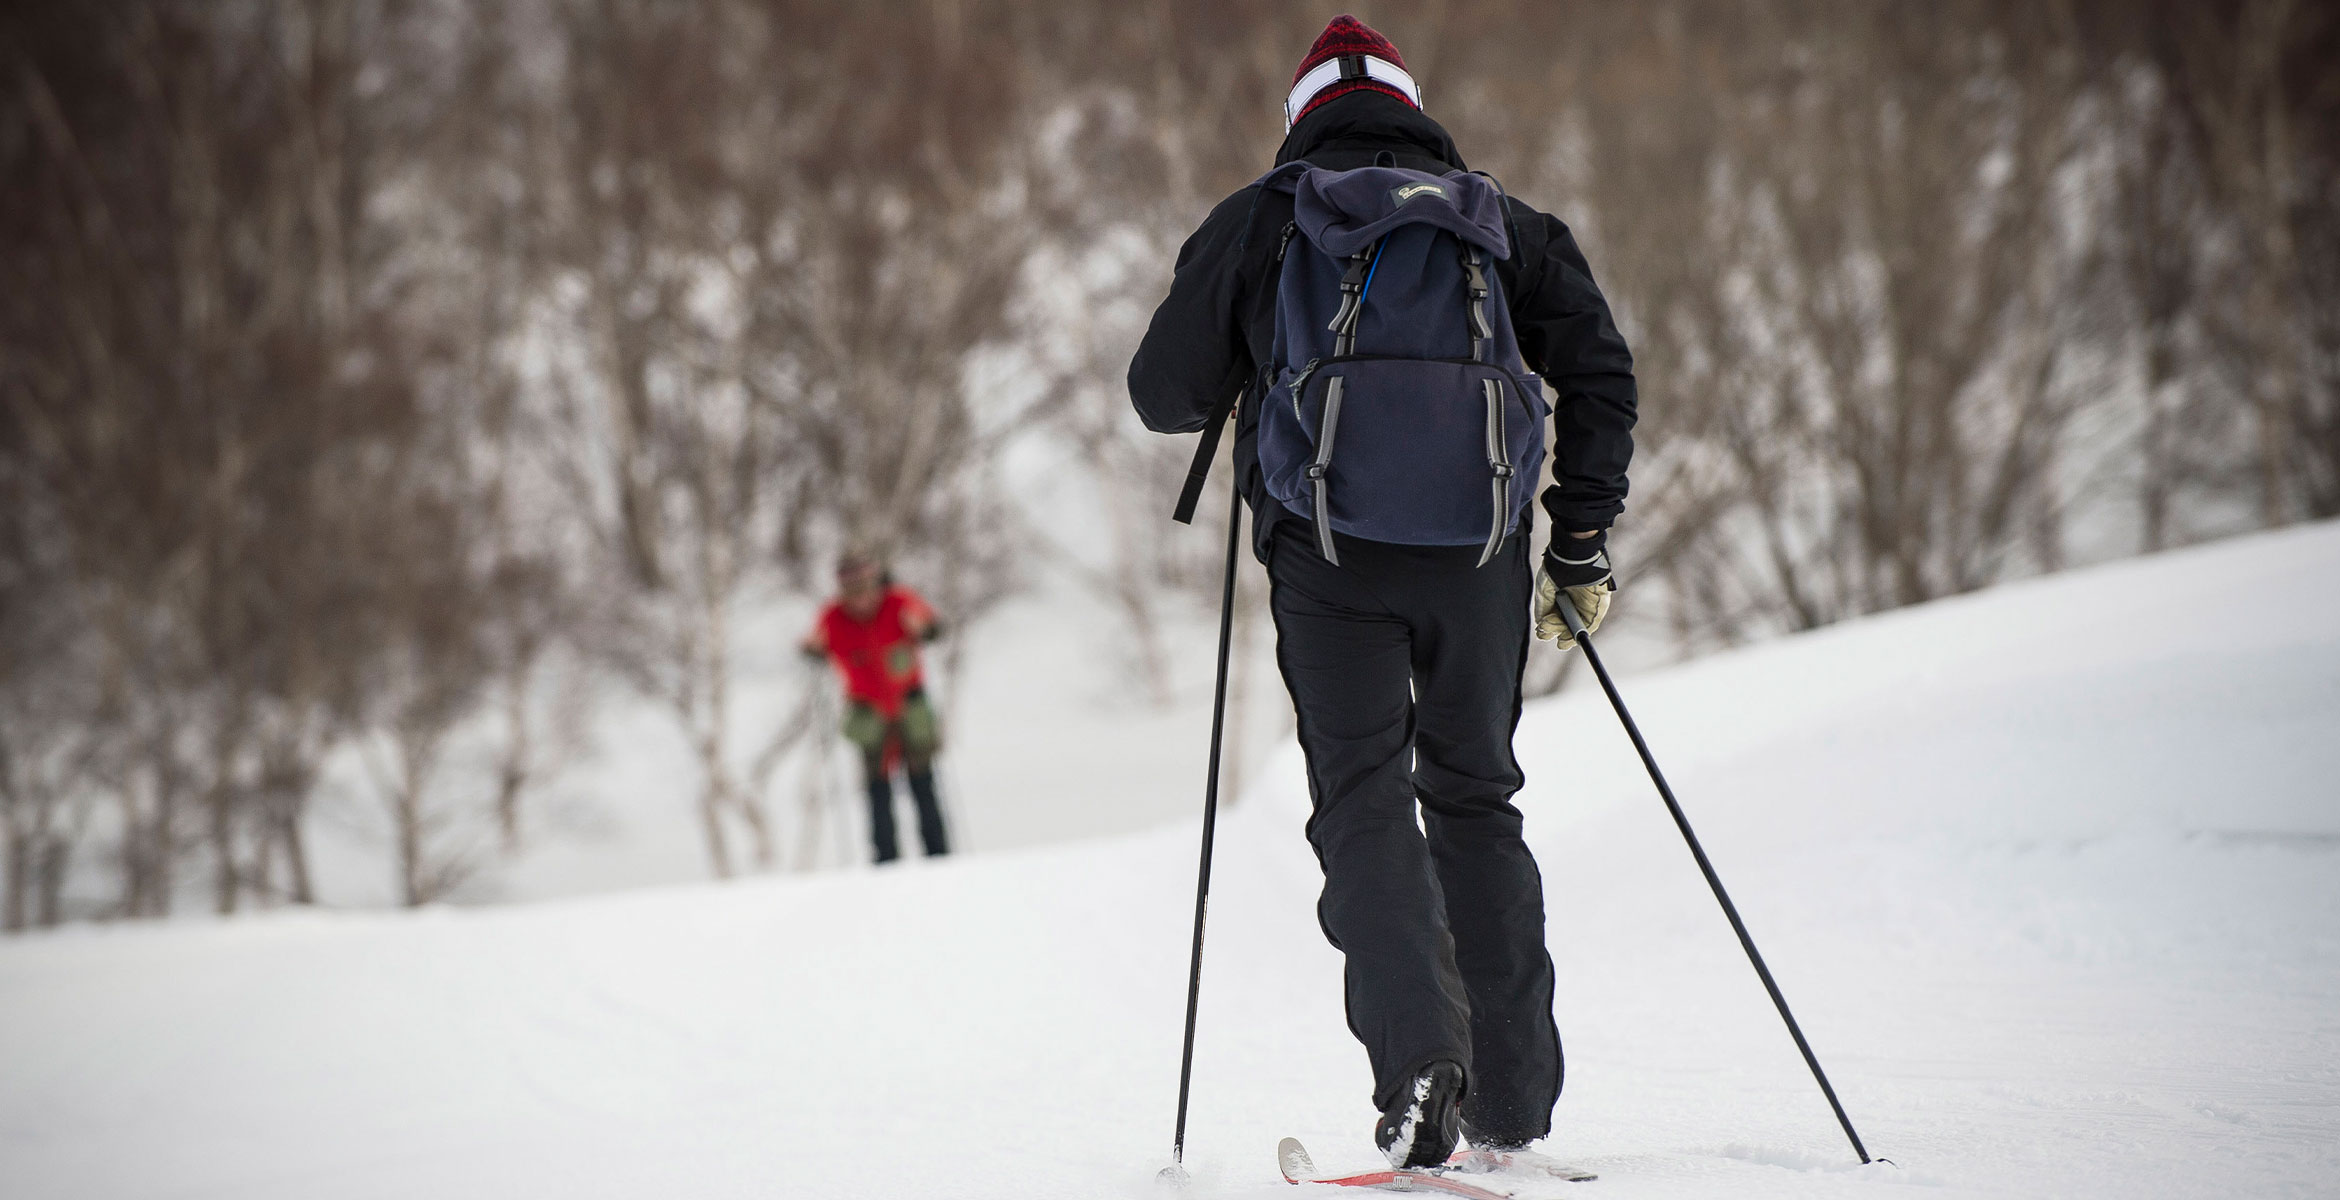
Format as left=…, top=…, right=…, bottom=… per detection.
left=865, top=767, right=948, bottom=863
left=1265, top=519, right=1563, bottom=1145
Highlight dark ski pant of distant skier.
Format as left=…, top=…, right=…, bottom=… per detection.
left=1266, top=520, right=1564, bottom=1146
left=846, top=691, right=949, bottom=862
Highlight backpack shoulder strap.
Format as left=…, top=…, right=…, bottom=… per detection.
left=1469, top=170, right=1523, bottom=263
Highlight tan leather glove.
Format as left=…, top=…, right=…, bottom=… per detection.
left=1534, top=535, right=1615, bottom=650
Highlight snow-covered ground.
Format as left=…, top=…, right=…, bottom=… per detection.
left=4, top=521, right=2337, bottom=1199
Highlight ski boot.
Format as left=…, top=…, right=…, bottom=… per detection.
left=1374, top=1060, right=1464, bottom=1169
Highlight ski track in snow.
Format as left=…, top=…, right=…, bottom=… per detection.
left=4, top=522, right=2339, bottom=1199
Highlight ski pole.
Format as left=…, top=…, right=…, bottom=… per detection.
left=1558, top=601, right=1875, bottom=1165
left=1165, top=472, right=1244, bottom=1184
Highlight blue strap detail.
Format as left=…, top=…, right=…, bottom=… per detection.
left=1358, top=236, right=1389, bottom=304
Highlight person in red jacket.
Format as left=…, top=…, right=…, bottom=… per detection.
left=801, top=550, right=951, bottom=863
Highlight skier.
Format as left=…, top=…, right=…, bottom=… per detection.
left=1127, top=15, right=1636, bottom=1170
left=801, top=549, right=952, bottom=864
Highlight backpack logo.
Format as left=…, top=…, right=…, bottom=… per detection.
left=1390, top=182, right=1446, bottom=205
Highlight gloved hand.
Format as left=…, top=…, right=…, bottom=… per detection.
left=1534, top=531, right=1615, bottom=650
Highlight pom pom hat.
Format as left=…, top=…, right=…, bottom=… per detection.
left=1286, top=15, right=1421, bottom=131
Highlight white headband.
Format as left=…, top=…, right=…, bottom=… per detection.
left=1284, top=54, right=1422, bottom=131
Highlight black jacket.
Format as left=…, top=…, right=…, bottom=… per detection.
left=1127, top=92, right=1637, bottom=558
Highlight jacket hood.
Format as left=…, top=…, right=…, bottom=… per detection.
left=1275, top=89, right=1467, bottom=172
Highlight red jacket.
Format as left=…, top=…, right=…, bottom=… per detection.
left=814, top=586, right=933, bottom=718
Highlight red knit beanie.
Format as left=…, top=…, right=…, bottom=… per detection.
left=1286, top=15, right=1420, bottom=129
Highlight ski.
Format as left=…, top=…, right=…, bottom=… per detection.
left=1277, top=1137, right=1523, bottom=1199
left=1446, top=1148, right=1598, bottom=1184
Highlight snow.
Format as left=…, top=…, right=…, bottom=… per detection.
left=4, top=521, right=2338, bottom=1199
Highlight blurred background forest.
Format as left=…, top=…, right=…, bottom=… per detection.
left=3, top=0, right=2335, bottom=929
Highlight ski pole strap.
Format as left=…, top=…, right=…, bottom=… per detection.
left=1172, top=383, right=1242, bottom=525
left=1175, top=234, right=1291, bottom=527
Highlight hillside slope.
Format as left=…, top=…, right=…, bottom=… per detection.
left=4, top=522, right=2337, bottom=1200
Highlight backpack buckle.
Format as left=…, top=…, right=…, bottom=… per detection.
left=1305, top=463, right=1329, bottom=481
left=1491, top=463, right=1514, bottom=479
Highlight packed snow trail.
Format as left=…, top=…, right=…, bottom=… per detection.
left=4, top=522, right=2337, bottom=1199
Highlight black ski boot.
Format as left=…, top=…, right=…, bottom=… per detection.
left=1458, top=1117, right=1528, bottom=1154
left=1374, top=1060, right=1464, bottom=1169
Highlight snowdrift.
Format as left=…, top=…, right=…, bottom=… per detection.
left=5, top=522, right=2337, bottom=1200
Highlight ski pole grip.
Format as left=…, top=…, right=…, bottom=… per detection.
left=1559, top=591, right=1590, bottom=640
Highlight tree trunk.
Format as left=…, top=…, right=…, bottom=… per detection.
left=390, top=726, right=449, bottom=908
left=495, top=661, right=532, bottom=853
left=278, top=802, right=315, bottom=905
left=2, top=818, right=26, bottom=933
left=2140, top=368, right=2173, bottom=553
left=793, top=749, right=826, bottom=873
left=249, top=827, right=276, bottom=907
left=207, top=775, right=239, bottom=915
left=0, top=731, right=21, bottom=931
left=698, top=762, right=734, bottom=880
left=796, top=680, right=840, bottom=872
left=115, top=785, right=148, bottom=920
left=397, top=776, right=423, bottom=907
left=123, top=738, right=186, bottom=919
left=36, top=836, right=68, bottom=927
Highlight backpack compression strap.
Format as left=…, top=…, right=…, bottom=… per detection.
left=1477, top=376, right=1511, bottom=567
left=1306, top=385, right=1345, bottom=564
left=1326, top=248, right=1372, bottom=357
left=1306, top=246, right=1375, bottom=564
left=1466, top=245, right=1511, bottom=567
left=1464, top=246, right=1494, bottom=362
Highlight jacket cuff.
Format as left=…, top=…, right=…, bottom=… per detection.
left=1549, top=526, right=1608, bottom=560
left=1538, top=487, right=1625, bottom=540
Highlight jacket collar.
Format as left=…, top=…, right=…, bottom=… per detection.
left=1274, top=90, right=1467, bottom=173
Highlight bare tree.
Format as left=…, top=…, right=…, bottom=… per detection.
left=6, top=0, right=2334, bottom=925
left=2134, top=0, right=2340, bottom=523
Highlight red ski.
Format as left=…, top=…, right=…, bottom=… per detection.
left=1277, top=1137, right=1523, bottom=1199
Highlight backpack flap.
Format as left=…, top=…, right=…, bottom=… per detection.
left=1290, top=166, right=1510, bottom=260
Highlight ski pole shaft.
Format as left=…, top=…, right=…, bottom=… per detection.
left=1171, top=474, right=1244, bottom=1166
left=1560, top=604, right=1873, bottom=1165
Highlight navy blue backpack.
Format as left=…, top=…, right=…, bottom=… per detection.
left=1253, top=162, right=1548, bottom=566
